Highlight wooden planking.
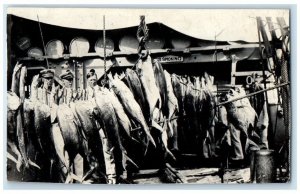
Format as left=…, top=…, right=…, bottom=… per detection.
left=131, top=167, right=251, bottom=184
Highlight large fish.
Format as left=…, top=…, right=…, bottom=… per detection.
left=23, top=99, right=34, bottom=147
left=107, top=74, right=156, bottom=148
left=204, top=72, right=214, bottom=90
left=7, top=92, right=20, bottom=142
left=124, top=68, right=149, bottom=119
left=136, top=56, right=161, bottom=123
left=56, top=103, right=85, bottom=183
left=51, top=122, right=69, bottom=182
left=106, top=89, right=138, bottom=142
left=31, top=101, right=56, bottom=174
left=74, top=101, right=102, bottom=152
left=199, top=89, right=217, bottom=158
left=19, top=66, right=27, bottom=101
left=94, top=87, right=127, bottom=175
left=184, top=76, right=205, bottom=153
left=8, top=64, right=40, bottom=171
left=29, top=75, right=41, bottom=101
left=15, top=66, right=29, bottom=169
left=33, top=102, right=52, bottom=153
left=164, top=70, right=179, bottom=149
left=171, top=74, right=187, bottom=116
left=10, top=62, right=23, bottom=95
left=74, top=101, right=106, bottom=180
left=7, top=91, right=22, bottom=171
left=185, top=76, right=198, bottom=114
left=57, top=104, right=81, bottom=160
left=152, top=59, right=168, bottom=117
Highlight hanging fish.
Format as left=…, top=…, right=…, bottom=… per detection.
left=152, top=59, right=168, bottom=117
left=163, top=70, right=179, bottom=147
left=123, top=68, right=149, bottom=119
left=107, top=74, right=156, bottom=148
left=136, top=56, right=162, bottom=132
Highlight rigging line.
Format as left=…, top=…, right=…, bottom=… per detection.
left=217, top=82, right=289, bottom=107
left=103, top=15, right=107, bottom=83
left=37, top=15, right=49, bottom=69
left=248, top=16, right=283, bottom=26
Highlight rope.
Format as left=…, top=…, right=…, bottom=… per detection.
left=136, top=15, right=149, bottom=43
left=37, top=15, right=49, bottom=69
left=103, top=15, right=107, bottom=83
left=136, top=15, right=149, bottom=54
left=280, top=53, right=291, bottom=177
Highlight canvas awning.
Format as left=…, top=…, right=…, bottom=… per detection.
left=7, top=8, right=289, bottom=42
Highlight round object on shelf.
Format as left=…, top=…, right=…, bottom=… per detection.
left=196, top=40, right=215, bottom=47
left=46, top=39, right=64, bottom=57
left=27, top=47, right=43, bottom=58
left=170, top=35, right=191, bottom=49
left=145, top=35, right=165, bottom=50
left=95, top=37, right=114, bottom=57
left=16, top=37, right=31, bottom=50
left=69, top=37, right=90, bottom=56
left=119, top=35, right=139, bottom=53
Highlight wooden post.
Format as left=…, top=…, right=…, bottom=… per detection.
left=230, top=54, right=238, bottom=85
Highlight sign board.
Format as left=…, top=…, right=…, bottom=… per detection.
left=157, top=55, right=184, bottom=63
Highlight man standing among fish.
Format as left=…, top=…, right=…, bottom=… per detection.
left=85, top=69, right=98, bottom=100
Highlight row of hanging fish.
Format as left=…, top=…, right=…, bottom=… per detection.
left=7, top=55, right=263, bottom=184
left=6, top=57, right=187, bottom=184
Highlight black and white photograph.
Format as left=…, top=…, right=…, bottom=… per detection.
left=5, top=8, right=291, bottom=185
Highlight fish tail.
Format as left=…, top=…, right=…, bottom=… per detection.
left=123, top=152, right=139, bottom=169
left=28, top=159, right=41, bottom=170
left=49, top=159, right=54, bottom=177
left=147, top=132, right=156, bottom=148
left=82, top=167, right=96, bottom=182
left=151, top=120, right=163, bottom=132
left=143, top=139, right=149, bottom=156
left=167, top=121, right=174, bottom=137
left=37, top=138, right=45, bottom=154
left=65, top=173, right=72, bottom=184
left=131, top=137, right=140, bottom=144
left=166, top=148, right=177, bottom=161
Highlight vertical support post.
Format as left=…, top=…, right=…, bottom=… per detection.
left=73, top=60, right=78, bottom=90
left=230, top=54, right=238, bottom=85
left=277, top=17, right=290, bottom=179
left=103, top=15, right=107, bottom=82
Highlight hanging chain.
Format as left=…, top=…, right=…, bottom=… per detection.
left=103, top=15, right=107, bottom=83
left=37, top=15, right=49, bottom=69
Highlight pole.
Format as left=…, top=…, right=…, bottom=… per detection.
left=217, top=82, right=289, bottom=107
left=103, top=15, right=107, bottom=82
